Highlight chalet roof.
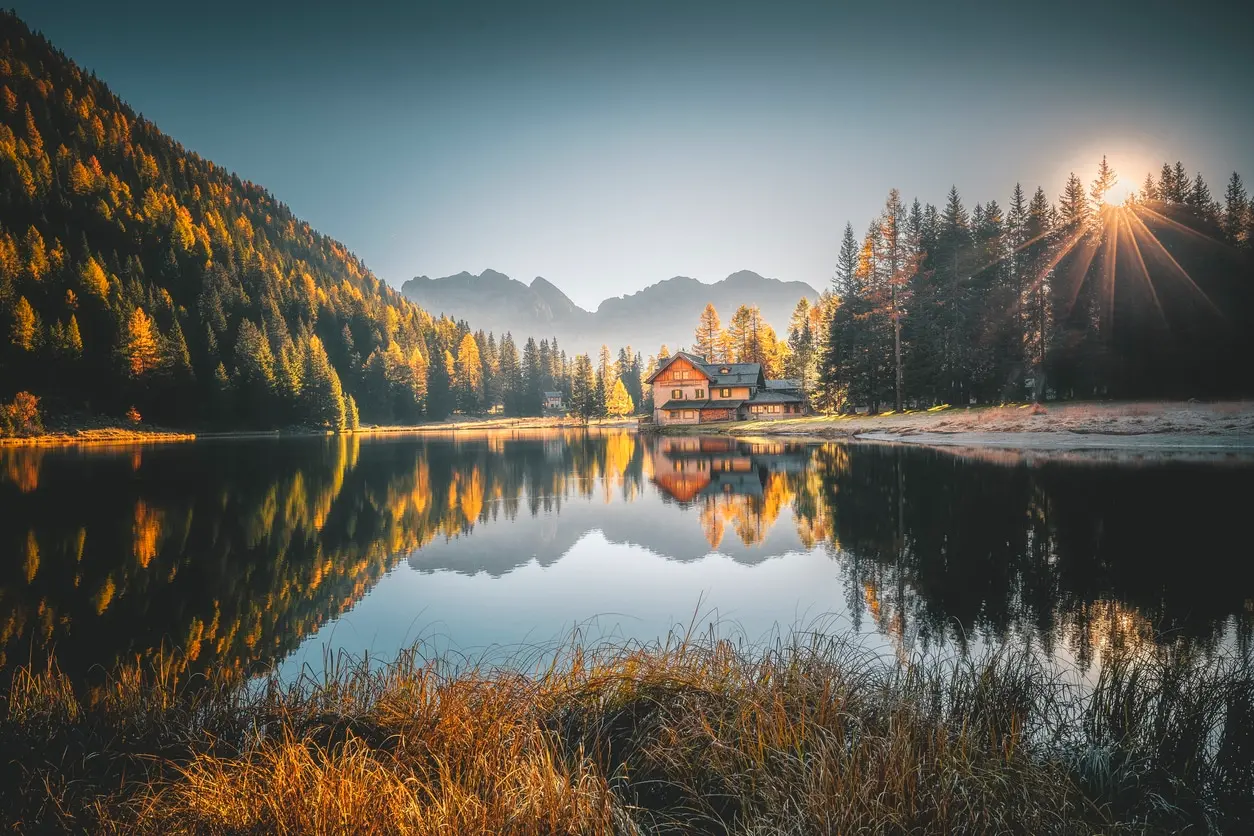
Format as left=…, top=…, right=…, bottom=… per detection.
left=543, top=391, right=562, bottom=398
left=645, top=352, right=764, bottom=387
left=747, top=389, right=805, bottom=403
left=644, top=351, right=710, bottom=383
left=765, top=379, right=802, bottom=391
left=705, top=363, right=762, bottom=387
left=658, top=399, right=747, bottom=411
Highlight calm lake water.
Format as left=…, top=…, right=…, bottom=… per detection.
left=2, top=430, right=1252, bottom=688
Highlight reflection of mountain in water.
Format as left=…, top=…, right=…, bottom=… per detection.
left=408, top=436, right=822, bottom=576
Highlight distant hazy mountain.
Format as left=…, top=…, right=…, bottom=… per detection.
left=400, top=269, right=820, bottom=356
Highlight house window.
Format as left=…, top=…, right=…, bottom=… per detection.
left=670, top=410, right=680, bottom=418
left=695, top=389, right=705, bottom=399
left=720, top=387, right=731, bottom=398
left=683, top=410, right=696, bottom=419
left=720, top=367, right=731, bottom=374
left=771, top=405, right=780, bottom=413
left=672, top=389, right=682, bottom=400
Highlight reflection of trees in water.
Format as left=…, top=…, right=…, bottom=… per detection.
left=0, top=432, right=648, bottom=690
left=2, top=434, right=1249, bottom=691
left=810, top=443, right=1254, bottom=667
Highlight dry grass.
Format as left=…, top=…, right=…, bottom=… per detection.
left=2, top=634, right=1252, bottom=834
left=0, top=427, right=196, bottom=447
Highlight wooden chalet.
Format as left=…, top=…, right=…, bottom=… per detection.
left=644, top=351, right=807, bottom=426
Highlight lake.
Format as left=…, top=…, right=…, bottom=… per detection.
left=2, top=430, right=1252, bottom=690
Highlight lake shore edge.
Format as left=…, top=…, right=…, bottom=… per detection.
left=657, top=399, right=1254, bottom=451
left=0, top=416, right=640, bottom=448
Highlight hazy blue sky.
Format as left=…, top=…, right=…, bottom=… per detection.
left=13, top=0, right=1254, bottom=307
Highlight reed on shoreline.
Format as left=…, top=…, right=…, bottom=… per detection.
left=2, top=632, right=1251, bottom=834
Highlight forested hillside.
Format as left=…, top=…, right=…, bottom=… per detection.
left=0, top=12, right=465, bottom=430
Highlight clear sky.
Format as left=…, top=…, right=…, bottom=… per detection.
left=13, top=0, right=1254, bottom=308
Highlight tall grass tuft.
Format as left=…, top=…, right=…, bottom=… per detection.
left=1, top=633, right=1251, bottom=833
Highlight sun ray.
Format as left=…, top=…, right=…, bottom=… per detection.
left=1100, top=207, right=1120, bottom=332
left=1134, top=204, right=1238, bottom=254
left=1061, top=233, right=1101, bottom=322
left=1124, top=207, right=1221, bottom=316
left=1018, top=225, right=1088, bottom=303
left=1122, top=210, right=1166, bottom=326
left=969, top=226, right=1061, bottom=279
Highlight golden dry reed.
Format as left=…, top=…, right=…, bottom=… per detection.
left=2, top=630, right=1252, bottom=834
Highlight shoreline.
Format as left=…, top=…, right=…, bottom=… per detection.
left=656, top=400, right=1254, bottom=452
left=0, top=416, right=638, bottom=448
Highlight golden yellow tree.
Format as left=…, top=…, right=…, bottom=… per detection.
left=124, top=306, right=161, bottom=377
left=79, top=255, right=110, bottom=297
left=454, top=332, right=483, bottom=412
left=10, top=296, right=38, bottom=351
left=694, top=303, right=722, bottom=361
left=606, top=378, right=634, bottom=417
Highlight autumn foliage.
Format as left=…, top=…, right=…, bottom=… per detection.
left=0, top=390, right=41, bottom=436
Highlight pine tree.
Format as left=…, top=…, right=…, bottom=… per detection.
left=1024, top=187, right=1054, bottom=399
left=694, top=303, right=722, bottom=361
left=834, top=222, right=858, bottom=298
left=1140, top=172, right=1158, bottom=202
left=521, top=337, right=543, bottom=416
left=934, top=186, right=973, bottom=404
left=1186, top=173, right=1216, bottom=221
left=1090, top=155, right=1118, bottom=206
left=1223, top=172, right=1248, bottom=243
left=871, top=188, right=915, bottom=410
left=1058, top=173, right=1090, bottom=229
left=303, top=334, right=347, bottom=431
left=1172, top=162, right=1189, bottom=201
left=498, top=332, right=522, bottom=416
left=786, top=297, right=815, bottom=393
left=570, top=353, right=597, bottom=421
left=345, top=394, right=360, bottom=430
left=1158, top=163, right=1177, bottom=202
left=233, top=318, right=276, bottom=410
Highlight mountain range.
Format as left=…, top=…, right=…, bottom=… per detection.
left=401, top=269, right=821, bottom=357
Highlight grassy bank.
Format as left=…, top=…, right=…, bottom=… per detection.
left=357, top=416, right=639, bottom=434
left=661, top=400, right=1254, bottom=442
left=0, top=426, right=196, bottom=447
left=0, top=416, right=639, bottom=447
left=2, top=634, right=1251, bottom=834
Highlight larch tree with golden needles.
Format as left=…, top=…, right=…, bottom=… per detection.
left=605, top=377, right=634, bottom=418
left=123, top=307, right=161, bottom=378
left=455, top=331, right=483, bottom=413
left=694, top=303, right=722, bottom=362
left=10, top=295, right=38, bottom=352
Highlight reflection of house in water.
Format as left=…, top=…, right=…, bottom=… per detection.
left=649, top=437, right=809, bottom=506
left=646, top=437, right=813, bottom=548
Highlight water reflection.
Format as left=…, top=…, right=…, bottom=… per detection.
left=1, top=432, right=1251, bottom=691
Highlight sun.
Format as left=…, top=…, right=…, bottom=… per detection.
left=1101, top=181, right=1137, bottom=207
